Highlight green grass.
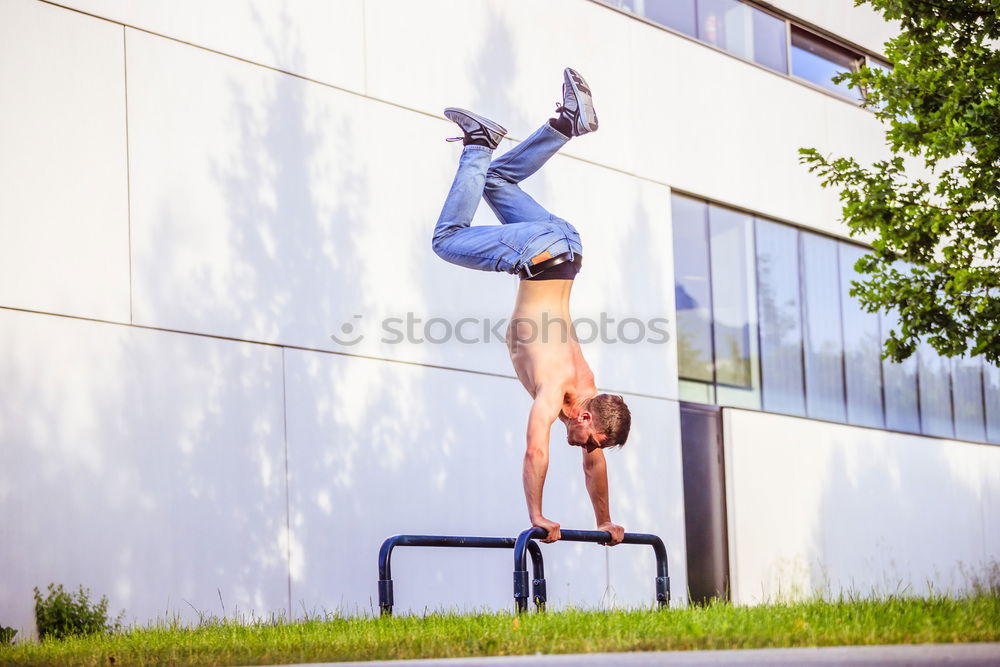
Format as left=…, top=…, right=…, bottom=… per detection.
left=3, top=595, right=999, bottom=666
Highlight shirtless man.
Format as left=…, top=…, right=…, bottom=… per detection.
left=431, top=68, right=632, bottom=546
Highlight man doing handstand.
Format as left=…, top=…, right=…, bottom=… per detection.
left=431, top=68, right=632, bottom=546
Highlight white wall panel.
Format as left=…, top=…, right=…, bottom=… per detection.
left=723, top=409, right=1000, bottom=604
left=0, top=309, right=287, bottom=636
left=283, top=349, right=686, bottom=614
left=49, top=0, right=366, bottom=93
left=0, top=0, right=130, bottom=322
left=824, top=98, right=893, bottom=173
left=126, top=28, right=677, bottom=398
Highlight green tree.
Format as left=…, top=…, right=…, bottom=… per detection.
left=799, top=0, right=999, bottom=363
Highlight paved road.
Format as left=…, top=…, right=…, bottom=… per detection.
left=268, top=643, right=1000, bottom=666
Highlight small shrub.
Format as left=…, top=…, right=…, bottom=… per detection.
left=33, top=584, right=113, bottom=640
left=0, top=625, right=16, bottom=646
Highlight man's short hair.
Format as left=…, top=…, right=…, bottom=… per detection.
left=589, top=393, right=631, bottom=448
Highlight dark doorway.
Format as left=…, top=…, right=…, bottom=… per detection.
left=680, top=402, right=730, bottom=603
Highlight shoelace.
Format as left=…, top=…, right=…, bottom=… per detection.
left=445, top=124, right=494, bottom=144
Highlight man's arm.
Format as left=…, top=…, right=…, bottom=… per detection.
left=582, top=447, right=624, bottom=545
left=523, top=388, right=562, bottom=542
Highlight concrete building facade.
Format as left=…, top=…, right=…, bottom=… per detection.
left=1, top=0, right=997, bottom=637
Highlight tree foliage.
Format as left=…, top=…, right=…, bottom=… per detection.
left=799, top=0, right=999, bottom=363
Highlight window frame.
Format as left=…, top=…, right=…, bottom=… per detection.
left=789, top=24, right=866, bottom=101
left=591, top=0, right=884, bottom=107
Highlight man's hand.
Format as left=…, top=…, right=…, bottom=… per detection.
left=532, top=515, right=561, bottom=543
left=597, top=521, right=624, bottom=546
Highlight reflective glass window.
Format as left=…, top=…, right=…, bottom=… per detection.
left=985, top=363, right=1000, bottom=444
left=749, top=6, right=788, bottom=73
left=839, top=244, right=884, bottom=428
left=672, top=196, right=714, bottom=383
left=696, top=0, right=789, bottom=73
left=952, top=356, right=986, bottom=442
left=697, top=0, right=749, bottom=56
left=708, top=205, right=756, bottom=389
left=617, top=0, right=697, bottom=37
left=881, top=310, right=920, bottom=433
left=917, top=340, right=954, bottom=438
left=800, top=233, right=846, bottom=422
left=790, top=26, right=862, bottom=100
left=755, top=219, right=804, bottom=415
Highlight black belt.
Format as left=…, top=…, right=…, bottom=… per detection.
left=518, top=251, right=576, bottom=279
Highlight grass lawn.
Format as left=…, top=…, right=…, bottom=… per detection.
left=2, top=595, right=998, bottom=666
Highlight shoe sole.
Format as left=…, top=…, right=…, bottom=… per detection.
left=443, top=107, right=508, bottom=145
left=563, top=68, right=598, bottom=134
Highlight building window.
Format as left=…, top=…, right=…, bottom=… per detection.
left=800, top=232, right=847, bottom=422
left=671, top=193, right=998, bottom=445
left=672, top=196, right=715, bottom=388
left=918, top=340, right=955, bottom=438
left=790, top=26, right=863, bottom=100
left=839, top=244, right=885, bottom=428
left=672, top=196, right=760, bottom=408
left=600, top=0, right=874, bottom=101
left=985, top=364, right=1000, bottom=444
left=756, top=218, right=805, bottom=415
left=708, top=205, right=758, bottom=396
left=880, top=309, right=921, bottom=433
left=952, top=356, right=986, bottom=443
left=696, top=0, right=788, bottom=73
left=614, top=0, right=697, bottom=37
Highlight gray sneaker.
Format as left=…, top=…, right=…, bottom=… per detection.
left=557, top=67, right=598, bottom=136
left=444, top=108, right=508, bottom=149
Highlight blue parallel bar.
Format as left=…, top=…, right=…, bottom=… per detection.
left=376, top=528, right=669, bottom=615
left=377, top=534, right=546, bottom=616
left=513, top=527, right=670, bottom=612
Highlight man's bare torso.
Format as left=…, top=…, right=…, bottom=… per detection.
left=506, top=279, right=596, bottom=422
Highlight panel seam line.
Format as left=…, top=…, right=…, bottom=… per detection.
left=123, top=25, right=134, bottom=324
left=281, top=348, right=292, bottom=616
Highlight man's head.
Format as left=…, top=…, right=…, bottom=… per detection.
left=566, top=393, right=632, bottom=452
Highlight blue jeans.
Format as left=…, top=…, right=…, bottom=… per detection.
left=432, top=122, right=583, bottom=275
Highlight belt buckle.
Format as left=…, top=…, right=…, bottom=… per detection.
left=520, top=262, right=540, bottom=279
left=521, top=250, right=572, bottom=278
left=521, top=250, right=553, bottom=279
